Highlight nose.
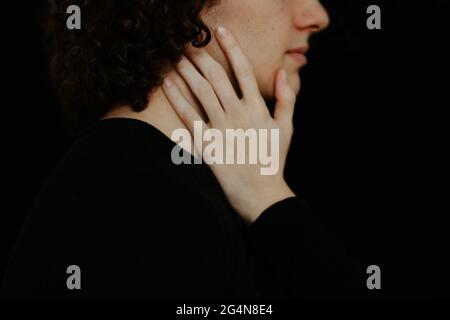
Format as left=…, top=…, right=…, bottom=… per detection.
left=293, top=0, right=330, bottom=33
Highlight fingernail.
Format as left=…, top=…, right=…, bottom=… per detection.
left=163, top=78, right=173, bottom=88
left=216, top=26, right=229, bottom=39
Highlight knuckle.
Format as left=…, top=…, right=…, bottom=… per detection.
left=238, top=64, right=254, bottom=79
left=223, top=93, right=238, bottom=106
left=195, top=81, right=212, bottom=98
left=207, top=64, right=226, bottom=82
left=229, top=106, right=244, bottom=119
left=179, top=106, right=191, bottom=120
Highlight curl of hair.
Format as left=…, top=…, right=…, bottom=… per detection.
left=46, top=0, right=217, bottom=135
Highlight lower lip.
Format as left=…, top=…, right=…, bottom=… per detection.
left=287, top=52, right=308, bottom=65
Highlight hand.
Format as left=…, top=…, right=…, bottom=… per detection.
left=162, top=26, right=297, bottom=224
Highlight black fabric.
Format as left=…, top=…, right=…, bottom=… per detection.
left=246, top=197, right=368, bottom=299
left=3, top=118, right=369, bottom=299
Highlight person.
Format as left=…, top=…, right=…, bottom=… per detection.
left=3, top=0, right=370, bottom=299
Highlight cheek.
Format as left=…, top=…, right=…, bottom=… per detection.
left=252, top=47, right=289, bottom=99
left=202, top=1, right=291, bottom=99
left=204, top=32, right=285, bottom=100
left=254, top=60, right=278, bottom=99
left=246, top=31, right=292, bottom=98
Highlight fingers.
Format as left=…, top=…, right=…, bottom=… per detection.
left=162, top=77, right=206, bottom=135
left=176, top=56, right=226, bottom=126
left=214, top=26, right=261, bottom=103
left=170, top=69, right=201, bottom=110
left=274, top=69, right=297, bottom=129
left=185, top=47, right=241, bottom=112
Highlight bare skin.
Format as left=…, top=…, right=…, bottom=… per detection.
left=103, top=0, right=330, bottom=224
left=163, top=27, right=297, bottom=224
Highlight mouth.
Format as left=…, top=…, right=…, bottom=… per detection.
left=286, top=46, right=309, bottom=65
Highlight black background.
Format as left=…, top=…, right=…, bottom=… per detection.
left=1, top=0, right=448, bottom=299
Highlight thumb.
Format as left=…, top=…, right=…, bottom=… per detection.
left=273, top=68, right=297, bottom=127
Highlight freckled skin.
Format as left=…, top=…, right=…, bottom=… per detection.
left=201, top=0, right=330, bottom=99
left=104, top=1, right=331, bottom=222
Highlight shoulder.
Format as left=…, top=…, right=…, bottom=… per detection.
left=40, top=118, right=176, bottom=191
left=27, top=118, right=186, bottom=225
left=3, top=119, right=234, bottom=298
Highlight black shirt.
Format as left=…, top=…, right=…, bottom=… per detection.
left=3, top=118, right=368, bottom=299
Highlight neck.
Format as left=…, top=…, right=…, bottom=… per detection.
left=102, top=85, right=202, bottom=142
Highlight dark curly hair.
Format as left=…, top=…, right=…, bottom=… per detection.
left=46, top=0, right=218, bottom=135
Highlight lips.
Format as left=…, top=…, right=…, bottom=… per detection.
left=286, top=47, right=309, bottom=55
left=286, top=47, right=309, bottom=65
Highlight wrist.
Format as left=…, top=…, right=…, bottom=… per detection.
left=246, top=181, right=295, bottom=224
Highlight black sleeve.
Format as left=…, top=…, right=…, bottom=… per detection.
left=244, top=197, right=372, bottom=299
